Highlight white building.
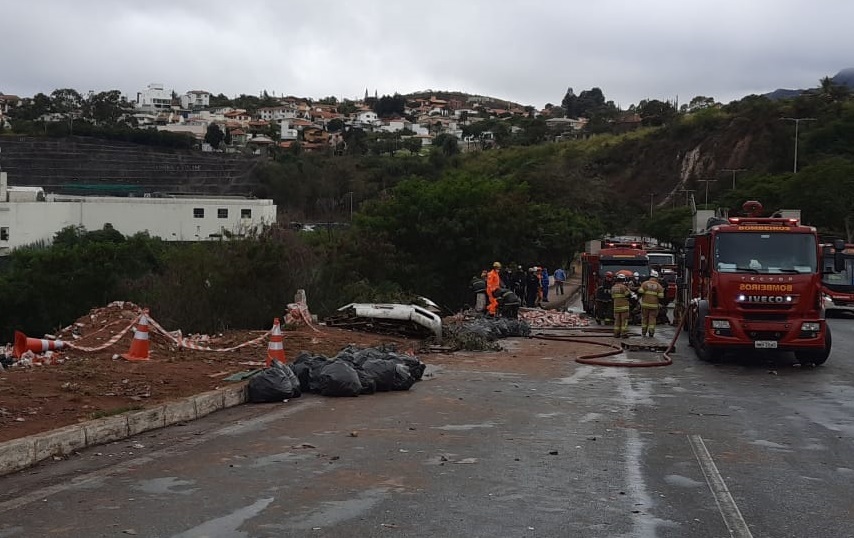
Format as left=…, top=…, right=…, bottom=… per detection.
left=180, top=90, right=211, bottom=109
left=136, top=83, right=174, bottom=112
left=0, top=171, right=276, bottom=255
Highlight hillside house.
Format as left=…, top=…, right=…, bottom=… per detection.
left=136, top=83, right=174, bottom=113
left=180, top=90, right=211, bottom=109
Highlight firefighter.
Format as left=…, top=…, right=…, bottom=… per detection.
left=596, top=271, right=615, bottom=324
left=470, top=270, right=488, bottom=313
left=638, top=269, right=666, bottom=337
left=525, top=267, right=540, bottom=307
left=611, top=273, right=631, bottom=338
left=487, top=262, right=502, bottom=316
left=498, top=288, right=522, bottom=319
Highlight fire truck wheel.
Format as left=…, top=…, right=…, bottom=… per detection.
left=795, top=325, right=831, bottom=366
left=694, top=324, right=723, bottom=362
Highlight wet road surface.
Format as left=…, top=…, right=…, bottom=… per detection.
left=2, top=311, right=854, bottom=537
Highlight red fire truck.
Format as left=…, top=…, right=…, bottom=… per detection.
left=820, top=243, right=854, bottom=313
left=683, top=201, right=843, bottom=364
left=581, top=240, right=650, bottom=323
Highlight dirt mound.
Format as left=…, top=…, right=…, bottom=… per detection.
left=0, top=302, right=417, bottom=443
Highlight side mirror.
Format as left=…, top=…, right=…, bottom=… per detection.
left=683, top=238, right=695, bottom=270
left=834, top=239, right=846, bottom=272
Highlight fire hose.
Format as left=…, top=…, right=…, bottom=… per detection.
left=532, top=310, right=686, bottom=367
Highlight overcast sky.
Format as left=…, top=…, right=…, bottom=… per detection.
left=2, top=0, right=852, bottom=109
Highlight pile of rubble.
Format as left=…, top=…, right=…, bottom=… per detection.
left=519, top=308, right=589, bottom=328
left=439, top=315, right=531, bottom=351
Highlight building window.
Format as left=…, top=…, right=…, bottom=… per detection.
left=193, top=208, right=204, bottom=218
left=218, top=208, right=228, bottom=219
left=0, top=227, right=8, bottom=241
left=241, top=209, right=252, bottom=219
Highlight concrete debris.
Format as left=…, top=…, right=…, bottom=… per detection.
left=519, top=308, right=589, bottom=328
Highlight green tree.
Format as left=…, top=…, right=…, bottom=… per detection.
left=785, top=158, right=854, bottom=240
left=83, top=90, right=134, bottom=125
left=205, top=123, right=225, bottom=149
left=433, top=133, right=459, bottom=156
left=373, top=94, right=406, bottom=118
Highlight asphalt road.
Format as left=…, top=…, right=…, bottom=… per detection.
left=2, top=308, right=854, bottom=537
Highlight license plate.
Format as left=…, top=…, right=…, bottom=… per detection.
left=754, top=340, right=778, bottom=349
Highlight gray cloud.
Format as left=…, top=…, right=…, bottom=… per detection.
left=3, top=0, right=853, bottom=108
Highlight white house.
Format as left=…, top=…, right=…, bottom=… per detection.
left=280, top=120, right=298, bottom=140
left=379, top=118, right=411, bottom=133
left=180, top=90, right=211, bottom=109
left=136, top=83, right=174, bottom=112
left=258, top=106, right=297, bottom=122
left=355, top=110, right=378, bottom=125
left=0, top=171, right=276, bottom=256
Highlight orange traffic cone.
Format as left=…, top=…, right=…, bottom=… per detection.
left=13, top=331, right=67, bottom=358
left=266, top=318, right=286, bottom=367
left=122, top=310, right=151, bottom=361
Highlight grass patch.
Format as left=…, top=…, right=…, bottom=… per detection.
left=89, top=405, right=144, bottom=420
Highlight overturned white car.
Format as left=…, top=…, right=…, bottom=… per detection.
left=326, top=303, right=442, bottom=341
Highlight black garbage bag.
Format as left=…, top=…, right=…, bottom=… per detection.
left=391, top=363, right=415, bottom=391
left=317, top=359, right=362, bottom=397
left=291, top=352, right=329, bottom=393
left=356, top=368, right=377, bottom=395
left=361, top=358, right=398, bottom=391
left=248, top=360, right=301, bottom=403
left=386, top=353, right=426, bottom=380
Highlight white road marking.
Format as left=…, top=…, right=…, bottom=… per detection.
left=688, top=434, right=754, bottom=538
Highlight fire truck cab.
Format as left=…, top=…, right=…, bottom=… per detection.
left=683, top=201, right=843, bottom=365
left=581, top=239, right=649, bottom=323
left=820, top=243, right=854, bottom=313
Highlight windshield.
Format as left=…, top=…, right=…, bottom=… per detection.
left=822, top=253, right=854, bottom=287
left=600, top=262, right=649, bottom=278
left=648, top=253, right=676, bottom=266
left=714, top=232, right=817, bottom=274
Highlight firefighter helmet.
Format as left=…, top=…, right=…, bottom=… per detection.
left=605, top=271, right=614, bottom=278
left=616, top=273, right=627, bottom=281
left=650, top=270, right=659, bottom=278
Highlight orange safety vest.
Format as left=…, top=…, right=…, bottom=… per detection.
left=487, top=269, right=501, bottom=298
left=639, top=279, right=665, bottom=308
left=611, top=283, right=630, bottom=313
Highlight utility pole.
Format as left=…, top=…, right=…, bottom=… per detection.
left=346, top=191, right=354, bottom=221
left=721, top=168, right=746, bottom=189
left=697, top=179, right=717, bottom=207
left=649, top=192, right=656, bottom=217
left=678, top=188, right=695, bottom=207
left=781, top=117, right=816, bottom=173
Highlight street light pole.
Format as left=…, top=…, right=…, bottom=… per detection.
left=697, top=179, right=717, bottom=207
left=721, top=168, right=746, bottom=189
left=781, top=117, right=816, bottom=173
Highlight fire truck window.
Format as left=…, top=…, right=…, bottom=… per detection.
left=715, top=233, right=816, bottom=274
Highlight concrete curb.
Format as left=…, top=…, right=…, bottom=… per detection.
left=0, top=383, right=249, bottom=477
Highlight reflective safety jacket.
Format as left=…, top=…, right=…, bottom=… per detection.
left=610, top=283, right=631, bottom=313
left=487, top=269, right=501, bottom=299
left=639, top=279, right=665, bottom=309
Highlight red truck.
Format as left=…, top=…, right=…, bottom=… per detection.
left=820, top=243, right=854, bottom=313
left=581, top=240, right=649, bottom=323
left=683, top=201, right=843, bottom=364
